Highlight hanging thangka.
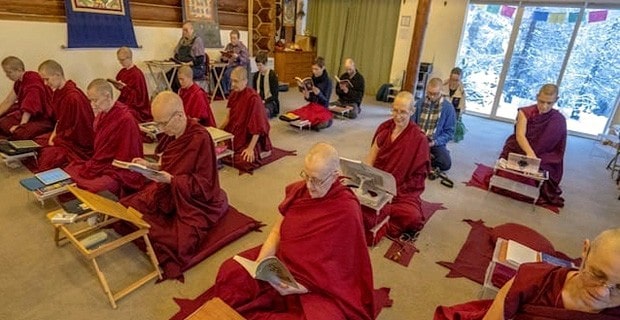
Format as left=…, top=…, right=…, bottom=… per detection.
left=64, top=0, right=138, bottom=48
left=183, top=0, right=222, bottom=48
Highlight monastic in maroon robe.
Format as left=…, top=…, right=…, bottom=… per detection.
left=116, top=65, right=152, bottom=122
left=121, top=120, right=228, bottom=278
left=36, top=80, right=95, bottom=172
left=179, top=83, right=216, bottom=127
left=500, top=105, right=567, bottom=207
left=64, top=102, right=143, bottom=196
left=290, top=102, right=333, bottom=126
left=214, top=181, right=376, bottom=320
left=0, top=71, right=53, bottom=140
left=362, top=120, right=430, bottom=238
left=223, top=87, right=272, bottom=172
left=435, top=263, right=620, bottom=320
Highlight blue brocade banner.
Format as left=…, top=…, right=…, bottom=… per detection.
left=65, top=0, right=138, bottom=48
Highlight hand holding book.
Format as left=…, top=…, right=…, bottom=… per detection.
left=295, top=77, right=314, bottom=92
left=335, top=76, right=353, bottom=89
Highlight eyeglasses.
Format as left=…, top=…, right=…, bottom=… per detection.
left=581, top=250, right=620, bottom=295
left=299, top=170, right=333, bottom=187
left=155, top=111, right=181, bottom=129
left=426, top=91, right=441, bottom=98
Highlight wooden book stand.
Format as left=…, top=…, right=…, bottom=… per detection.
left=47, top=186, right=161, bottom=308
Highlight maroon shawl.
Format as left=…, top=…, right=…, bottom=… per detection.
left=290, top=102, right=333, bottom=126
left=500, top=106, right=567, bottom=206
left=215, top=181, right=378, bottom=319
left=121, top=120, right=228, bottom=277
left=116, top=65, right=152, bottom=122
left=64, top=102, right=143, bottom=195
left=435, top=263, right=620, bottom=319
left=224, top=87, right=272, bottom=153
left=179, top=83, right=216, bottom=127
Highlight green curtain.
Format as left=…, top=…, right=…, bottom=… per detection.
left=307, top=0, right=400, bottom=95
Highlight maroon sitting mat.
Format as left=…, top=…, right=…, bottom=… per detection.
left=383, top=200, right=446, bottom=267
left=114, top=205, right=263, bottom=282
left=465, top=163, right=560, bottom=214
left=223, top=147, right=297, bottom=175
left=436, top=219, right=578, bottom=284
left=170, top=247, right=393, bottom=320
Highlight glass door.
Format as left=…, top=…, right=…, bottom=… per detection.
left=558, top=9, right=620, bottom=135
left=496, top=6, right=579, bottom=120
left=456, top=4, right=516, bottom=115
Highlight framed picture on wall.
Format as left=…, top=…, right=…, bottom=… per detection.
left=401, top=15, right=411, bottom=27
left=283, top=0, right=296, bottom=27
left=71, top=0, right=125, bottom=15
left=184, top=0, right=217, bottom=23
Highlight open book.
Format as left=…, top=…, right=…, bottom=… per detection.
left=335, top=76, right=353, bottom=88
left=220, top=50, right=234, bottom=59
left=112, top=160, right=163, bottom=176
left=294, top=77, right=314, bottom=91
left=233, top=255, right=308, bottom=296
left=339, top=157, right=396, bottom=210
left=106, top=78, right=125, bottom=89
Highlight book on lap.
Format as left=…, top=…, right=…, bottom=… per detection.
left=112, top=159, right=163, bottom=176
left=233, top=255, right=308, bottom=296
left=334, top=76, right=353, bottom=88
left=294, top=77, right=314, bottom=91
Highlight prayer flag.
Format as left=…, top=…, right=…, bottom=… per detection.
left=64, top=0, right=138, bottom=48
left=500, top=6, right=516, bottom=19
left=486, top=5, right=500, bottom=14
left=533, top=11, right=549, bottom=22
left=568, top=12, right=580, bottom=23
left=588, top=10, right=608, bottom=23
left=548, top=13, right=566, bottom=24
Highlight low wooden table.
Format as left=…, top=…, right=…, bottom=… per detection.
left=47, top=186, right=161, bottom=308
left=184, top=297, right=244, bottom=320
left=0, top=150, right=37, bottom=168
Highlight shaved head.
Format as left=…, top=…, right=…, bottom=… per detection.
left=87, top=78, right=113, bottom=97
left=344, top=58, right=355, bottom=69
left=428, top=77, right=443, bottom=89
left=231, top=66, right=247, bottom=81
left=38, top=60, right=64, bottom=77
left=590, top=228, right=620, bottom=257
left=539, top=83, right=559, bottom=97
left=1, top=56, right=25, bottom=72
left=395, top=91, right=414, bottom=112
left=117, top=46, right=132, bottom=59
left=178, top=65, right=193, bottom=79
left=305, top=142, right=340, bottom=176
left=151, top=91, right=186, bottom=136
left=304, top=142, right=340, bottom=198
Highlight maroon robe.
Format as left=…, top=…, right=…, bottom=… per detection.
left=290, top=102, right=333, bottom=126
left=214, top=181, right=376, bottom=320
left=434, top=263, right=620, bottom=320
left=223, top=87, right=272, bottom=172
left=36, top=80, right=95, bottom=172
left=179, top=83, right=216, bottom=127
left=0, top=71, right=53, bottom=139
left=500, top=105, right=567, bottom=207
left=121, top=120, right=228, bottom=278
left=116, top=65, right=152, bottom=122
left=64, top=102, right=143, bottom=196
left=362, top=120, right=430, bottom=238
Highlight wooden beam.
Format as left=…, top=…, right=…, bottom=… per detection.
left=403, top=0, right=431, bottom=93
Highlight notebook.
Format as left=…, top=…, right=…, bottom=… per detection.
left=35, top=168, right=72, bottom=185
left=506, top=152, right=541, bottom=174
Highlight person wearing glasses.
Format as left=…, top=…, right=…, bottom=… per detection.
left=436, top=228, right=620, bottom=319
left=63, top=79, right=143, bottom=196
left=363, top=91, right=430, bottom=242
left=212, top=143, right=380, bottom=319
left=177, top=65, right=216, bottom=127
left=219, top=66, right=272, bottom=173
left=411, top=77, right=456, bottom=173
left=113, top=46, right=152, bottom=123
left=35, top=59, right=94, bottom=172
left=498, top=83, right=567, bottom=207
left=120, top=91, right=229, bottom=279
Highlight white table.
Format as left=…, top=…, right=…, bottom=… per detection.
left=144, top=60, right=182, bottom=92
left=205, top=127, right=234, bottom=162
left=488, top=160, right=548, bottom=209
left=1, top=151, right=37, bottom=168
left=210, top=62, right=228, bottom=103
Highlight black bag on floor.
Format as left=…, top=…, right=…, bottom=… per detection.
left=376, top=83, right=393, bottom=102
